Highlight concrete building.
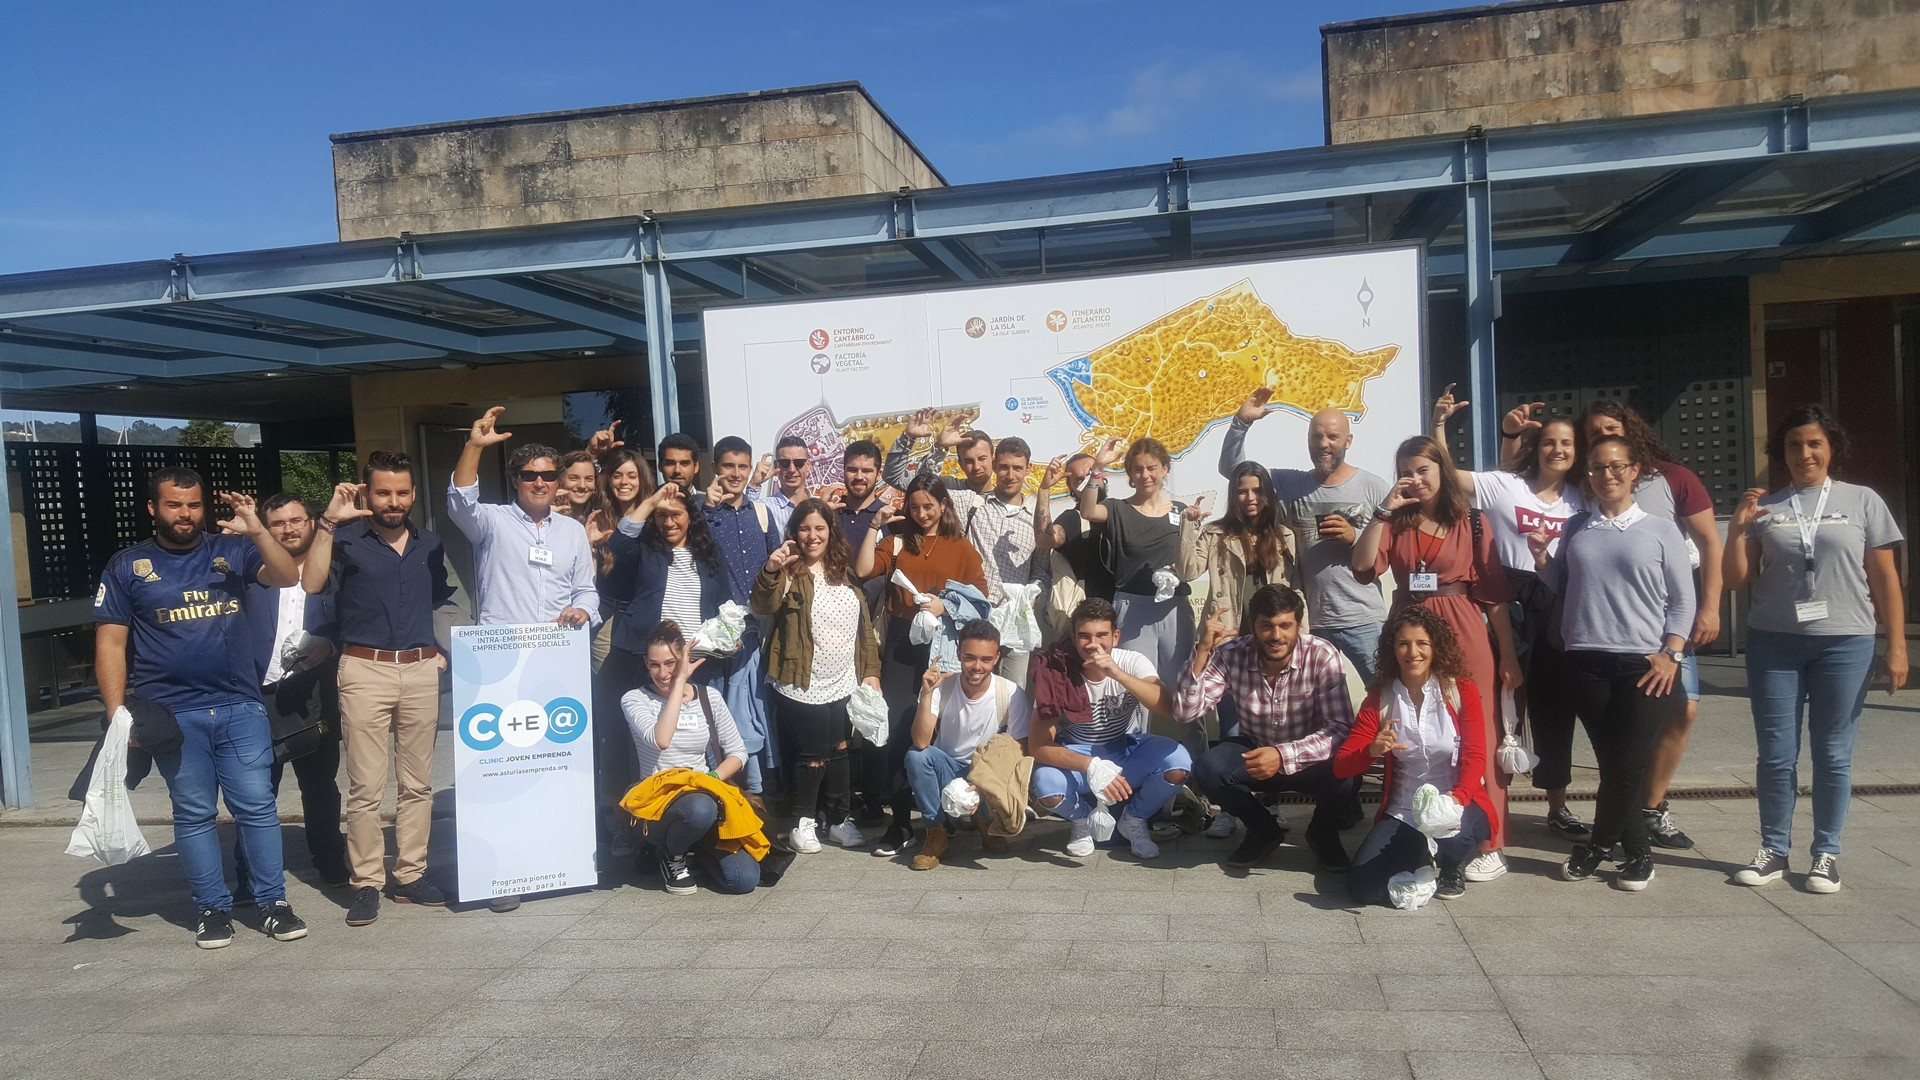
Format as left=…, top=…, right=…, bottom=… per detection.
left=331, top=83, right=944, bottom=240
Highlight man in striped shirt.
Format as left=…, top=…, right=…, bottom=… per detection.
left=1175, top=584, right=1356, bottom=872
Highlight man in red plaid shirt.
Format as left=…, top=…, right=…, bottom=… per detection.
left=1175, top=584, right=1356, bottom=872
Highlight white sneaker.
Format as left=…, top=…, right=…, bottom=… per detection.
left=790, top=817, right=822, bottom=854
left=1115, top=813, right=1160, bottom=859
left=1205, top=811, right=1239, bottom=839
left=1462, top=850, right=1509, bottom=882
left=1065, top=816, right=1097, bottom=857
left=826, top=818, right=867, bottom=849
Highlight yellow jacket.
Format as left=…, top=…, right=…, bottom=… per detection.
left=621, top=769, right=770, bottom=861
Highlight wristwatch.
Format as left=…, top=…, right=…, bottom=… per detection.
left=1663, top=647, right=1686, bottom=664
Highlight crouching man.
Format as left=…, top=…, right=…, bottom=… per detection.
left=903, top=620, right=1033, bottom=870
left=1029, top=599, right=1190, bottom=860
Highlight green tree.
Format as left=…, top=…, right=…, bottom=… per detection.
left=279, top=450, right=355, bottom=507
left=177, top=419, right=237, bottom=447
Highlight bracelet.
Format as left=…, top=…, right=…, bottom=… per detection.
left=316, top=518, right=337, bottom=533
left=1375, top=503, right=1396, bottom=517
left=1500, top=429, right=1522, bottom=439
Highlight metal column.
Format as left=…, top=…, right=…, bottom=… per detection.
left=638, top=220, right=682, bottom=447
left=0, top=388, right=37, bottom=808
left=1463, top=133, right=1500, bottom=470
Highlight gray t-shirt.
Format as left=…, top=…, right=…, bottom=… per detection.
left=1746, top=480, right=1902, bottom=636
left=1218, top=419, right=1387, bottom=629
left=1546, top=510, right=1696, bottom=654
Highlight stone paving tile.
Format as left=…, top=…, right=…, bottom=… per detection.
left=467, top=967, right=586, bottom=999
left=7, top=1033, right=390, bottom=1080
left=698, top=938, right=881, bottom=969
left=1408, top=1050, right=1545, bottom=1079
left=522, top=936, right=705, bottom=969
left=1153, top=1046, right=1413, bottom=1079
left=1085, top=889, right=1263, bottom=915
left=347, top=1037, right=498, bottom=1080
left=1379, top=973, right=1505, bottom=1012
left=108, top=967, right=493, bottom=1036
left=1266, top=942, right=1484, bottom=975
left=976, top=911, right=1170, bottom=940
left=913, top=1040, right=1156, bottom=1080
left=1835, top=940, right=1920, bottom=1000
left=1786, top=912, right=1920, bottom=943
left=566, top=966, right=774, bottom=1001
left=1533, top=1051, right=1917, bottom=1080
left=872, top=937, right=1070, bottom=969
left=684, top=1037, right=922, bottom=1080
left=448, top=1036, right=695, bottom=1080
left=1161, top=971, right=1383, bottom=1012
left=1273, top=1011, right=1527, bottom=1052
left=913, top=888, right=1086, bottom=913
left=1068, top=939, right=1267, bottom=973
left=1455, top=914, right=1843, bottom=976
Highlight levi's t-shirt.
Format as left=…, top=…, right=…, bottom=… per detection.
left=1472, top=470, right=1585, bottom=570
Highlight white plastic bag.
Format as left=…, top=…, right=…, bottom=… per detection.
left=909, top=610, right=941, bottom=646
left=1151, top=567, right=1180, bottom=603
left=66, top=707, right=150, bottom=866
left=1496, top=686, right=1539, bottom=775
left=1085, top=757, right=1123, bottom=803
left=1089, top=806, right=1116, bottom=843
left=1387, top=865, right=1438, bottom=910
left=692, top=601, right=750, bottom=656
left=1412, top=783, right=1464, bottom=839
left=847, top=684, right=890, bottom=747
left=988, top=582, right=1043, bottom=654
left=940, top=778, right=981, bottom=819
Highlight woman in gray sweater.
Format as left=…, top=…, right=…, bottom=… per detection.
left=1529, top=434, right=1695, bottom=891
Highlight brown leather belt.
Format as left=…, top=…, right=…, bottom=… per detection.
left=344, top=644, right=440, bottom=664
left=1407, top=582, right=1471, bottom=598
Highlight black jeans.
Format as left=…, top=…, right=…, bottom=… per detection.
left=866, top=626, right=927, bottom=819
left=1563, top=649, right=1683, bottom=853
left=1348, top=802, right=1491, bottom=907
left=235, top=671, right=345, bottom=886
left=593, top=646, right=645, bottom=834
left=1190, top=739, right=1351, bottom=836
left=776, top=694, right=853, bottom=824
left=1527, top=636, right=1579, bottom=792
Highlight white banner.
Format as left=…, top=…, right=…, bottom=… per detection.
left=701, top=246, right=1425, bottom=504
left=450, top=623, right=597, bottom=902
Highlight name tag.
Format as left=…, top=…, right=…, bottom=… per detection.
left=1167, top=510, right=1182, bottom=524
left=1794, top=600, right=1829, bottom=624
left=528, top=544, right=554, bottom=567
left=1409, top=573, right=1439, bottom=593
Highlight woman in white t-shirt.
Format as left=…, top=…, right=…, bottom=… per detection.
left=1433, top=388, right=1591, bottom=844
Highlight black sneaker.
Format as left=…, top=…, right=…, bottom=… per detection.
left=260, top=900, right=309, bottom=941
left=1561, top=843, right=1605, bottom=882
left=1305, top=822, right=1351, bottom=873
left=660, top=852, right=696, bottom=895
left=195, top=908, right=234, bottom=950
left=1546, top=807, right=1592, bottom=841
left=1435, top=865, right=1467, bottom=899
left=1806, top=853, right=1842, bottom=894
left=345, top=885, right=381, bottom=927
left=872, top=821, right=913, bottom=857
left=1733, top=848, right=1788, bottom=886
left=1614, top=852, right=1656, bottom=892
left=1225, top=828, right=1285, bottom=869
left=1643, top=802, right=1693, bottom=849
left=388, top=876, right=448, bottom=907
left=855, top=798, right=889, bottom=827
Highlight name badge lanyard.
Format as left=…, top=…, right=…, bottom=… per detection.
left=1410, top=524, right=1445, bottom=591
left=523, top=512, right=554, bottom=567
left=1788, top=479, right=1831, bottom=600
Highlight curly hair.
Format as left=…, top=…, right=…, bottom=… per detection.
left=641, top=489, right=723, bottom=578
left=1508, top=416, right=1583, bottom=484
left=785, top=498, right=856, bottom=587
left=900, top=470, right=965, bottom=555
left=1390, top=436, right=1472, bottom=528
left=1223, top=460, right=1286, bottom=576
left=1370, top=605, right=1472, bottom=692
left=1578, top=400, right=1672, bottom=474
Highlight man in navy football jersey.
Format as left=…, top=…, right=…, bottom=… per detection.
left=93, top=467, right=309, bottom=950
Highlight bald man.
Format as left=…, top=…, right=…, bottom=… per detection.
left=1219, top=393, right=1389, bottom=684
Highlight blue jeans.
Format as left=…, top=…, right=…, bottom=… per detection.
left=1746, top=628, right=1876, bottom=858
left=716, top=628, right=771, bottom=794
left=154, top=700, right=285, bottom=911
left=638, top=790, right=760, bottom=894
left=904, top=745, right=969, bottom=826
left=1316, top=623, right=1384, bottom=686
left=1031, top=734, right=1192, bottom=822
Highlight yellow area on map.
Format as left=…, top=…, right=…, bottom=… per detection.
left=1067, top=279, right=1398, bottom=452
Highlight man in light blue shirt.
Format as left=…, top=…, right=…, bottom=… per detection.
left=760, top=435, right=812, bottom=535
left=446, top=406, right=599, bottom=631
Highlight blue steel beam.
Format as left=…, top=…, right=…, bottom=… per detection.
left=1463, top=136, right=1500, bottom=471
left=3, top=313, right=446, bottom=368
left=0, top=384, right=34, bottom=808
left=433, top=278, right=650, bottom=341
left=0, top=369, right=128, bottom=391
left=213, top=295, right=614, bottom=354
left=638, top=222, right=680, bottom=444
left=0, top=339, right=280, bottom=378
left=1564, top=161, right=1774, bottom=264
left=1387, top=189, right=1463, bottom=242
left=1785, top=164, right=1920, bottom=244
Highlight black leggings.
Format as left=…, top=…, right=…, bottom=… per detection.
left=865, top=627, right=928, bottom=819
left=1527, top=636, right=1579, bottom=792
left=776, top=694, right=853, bottom=824
left=1564, top=649, right=1683, bottom=853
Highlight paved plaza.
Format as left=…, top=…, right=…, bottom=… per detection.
left=3, top=655, right=1918, bottom=1079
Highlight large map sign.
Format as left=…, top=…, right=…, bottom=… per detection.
left=702, top=246, right=1424, bottom=505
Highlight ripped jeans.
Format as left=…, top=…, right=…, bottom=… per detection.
left=1031, top=734, right=1192, bottom=822
left=774, top=693, right=853, bottom=824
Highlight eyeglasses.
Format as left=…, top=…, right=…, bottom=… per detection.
left=1587, top=462, right=1636, bottom=477
left=268, top=519, right=310, bottom=531
left=777, top=458, right=809, bottom=470
left=515, top=470, right=560, bottom=483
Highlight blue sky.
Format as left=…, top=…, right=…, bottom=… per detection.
left=0, top=0, right=1458, bottom=277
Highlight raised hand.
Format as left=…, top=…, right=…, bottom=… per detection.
left=468, top=406, right=513, bottom=448
left=1091, top=436, right=1125, bottom=470
left=869, top=502, right=897, bottom=532
left=217, top=491, right=264, bottom=535
left=1082, top=644, right=1116, bottom=681
left=825, top=488, right=847, bottom=511
left=764, top=539, right=800, bottom=574
left=1183, top=492, right=1215, bottom=521
left=750, top=453, right=774, bottom=488
left=920, top=664, right=950, bottom=697
left=1502, top=401, right=1546, bottom=437
left=586, top=420, right=624, bottom=456
left=902, top=407, right=937, bottom=440
left=675, top=650, right=707, bottom=683
left=323, top=482, right=370, bottom=526
left=935, top=417, right=966, bottom=449
left=1369, top=720, right=1410, bottom=756
left=1526, top=523, right=1552, bottom=564
left=1235, top=386, right=1274, bottom=425
left=585, top=508, right=613, bottom=548
left=1198, top=607, right=1233, bottom=652
left=1433, top=383, right=1470, bottom=427
left=1040, top=455, right=1066, bottom=493
left=1382, top=477, right=1420, bottom=513
left=1730, top=486, right=1771, bottom=531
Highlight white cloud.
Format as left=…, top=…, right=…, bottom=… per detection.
left=1019, top=56, right=1322, bottom=148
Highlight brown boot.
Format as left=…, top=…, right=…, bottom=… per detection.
left=979, top=830, right=1009, bottom=855
left=911, top=824, right=950, bottom=870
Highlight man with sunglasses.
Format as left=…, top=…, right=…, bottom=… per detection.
left=763, top=435, right=813, bottom=535
left=448, top=406, right=602, bottom=911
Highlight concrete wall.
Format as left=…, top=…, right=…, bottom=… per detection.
left=332, top=84, right=943, bottom=240
left=1325, top=0, right=1920, bottom=142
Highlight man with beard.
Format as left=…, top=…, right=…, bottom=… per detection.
left=94, top=469, right=306, bottom=949
left=830, top=439, right=888, bottom=540
left=1175, top=585, right=1356, bottom=871
left=230, top=493, right=348, bottom=901
left=658, top=432, right=703, bottom=495
left=306, top=452, right=457, bottom=926
left=1220, top=392, right=1389, bottom=683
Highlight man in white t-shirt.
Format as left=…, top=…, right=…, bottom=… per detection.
left=902, top=621, right=1032, bottom=870
left=1029, top=599, right=1190, bottom=861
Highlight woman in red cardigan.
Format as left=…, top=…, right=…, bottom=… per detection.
left=1335, top=606, right=1499, bottom=904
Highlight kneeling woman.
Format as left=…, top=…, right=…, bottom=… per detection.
left=1337, top=607, right=1497, bottom=903
left=620, top=621, right=761, bottom=895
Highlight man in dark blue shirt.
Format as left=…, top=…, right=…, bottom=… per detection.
left=305, top=450, right=457, bottom=927
left=93, top=468, right=308, bottom=950
left=695, top=434, right=780, bottom=795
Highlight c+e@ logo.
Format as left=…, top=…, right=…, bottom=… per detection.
left=459, top=696, right=589, bottom=751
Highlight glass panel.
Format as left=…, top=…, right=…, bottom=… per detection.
left=1684, top=149, right=1920, bottom=223
left=1491, top=170, right=1669, bottom=238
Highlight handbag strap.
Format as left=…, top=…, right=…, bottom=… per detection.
left=694, top=684, right=722, bottom=767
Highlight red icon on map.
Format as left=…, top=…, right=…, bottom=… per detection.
left=809, top=329, right=830, bottom=350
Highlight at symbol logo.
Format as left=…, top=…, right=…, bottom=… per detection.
left=459, top=696, right=589, bottom=751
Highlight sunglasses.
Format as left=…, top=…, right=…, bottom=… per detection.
left=516, top=470, right=560, bottom=483
left=777, top=458, right=809, bottom=470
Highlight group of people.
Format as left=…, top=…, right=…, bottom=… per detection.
left=91, top=386, right=1905, bottom=949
